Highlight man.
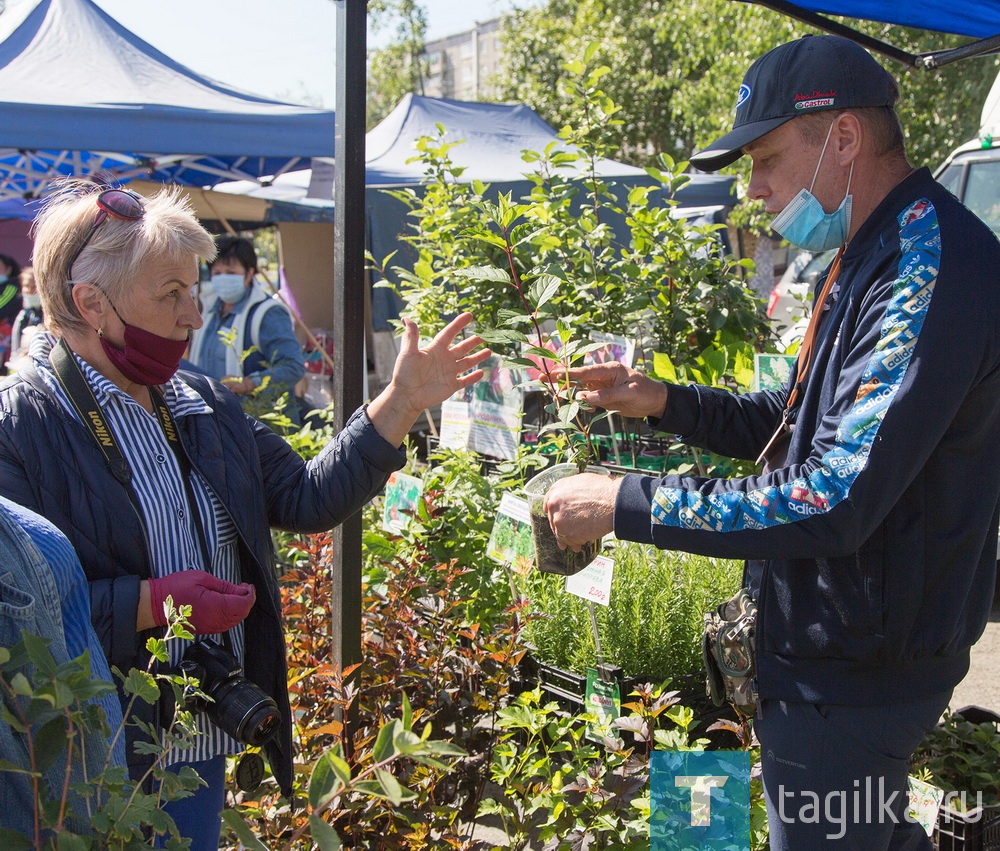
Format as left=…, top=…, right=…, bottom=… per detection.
left=188, top=235, right=305, bottom=422
left=545, top=35, right=1000, bottom=848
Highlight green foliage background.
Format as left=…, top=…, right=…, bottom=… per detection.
left=497, top=0, right=998, bottom=172
left=368, top=1, right=999, bottom=173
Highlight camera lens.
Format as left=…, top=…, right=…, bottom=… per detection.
left=210, top=677, right=281, bottom=746
left=179, top=638, right=281, bottom=747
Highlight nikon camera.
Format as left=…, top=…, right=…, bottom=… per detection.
left=178, top=638, right=280, bottom=747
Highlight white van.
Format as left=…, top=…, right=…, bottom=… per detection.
left=935, top=69, right=1000, bottom=235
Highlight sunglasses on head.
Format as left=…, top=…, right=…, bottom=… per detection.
left=66, top=188, right=145, bottom=282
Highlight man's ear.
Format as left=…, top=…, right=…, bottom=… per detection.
left=71, top=283, right=109, bottom=332
left=834, top=112, right=863, bottom=165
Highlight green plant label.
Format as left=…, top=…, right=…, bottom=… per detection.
left=486, top=493, right=535, bottom=574
left=438, top=398, right=472, bottom=451
left=754, top=353, right=797, bottom=392
left=584, top=667, right=621, bottom=743
left=382, top=471, right=423, bottom=535
left=439, top=356, right=524, bottom=461
left=906, top=775, right=943, bottom=837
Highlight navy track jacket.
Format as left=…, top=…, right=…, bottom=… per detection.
left=616, top=168, right=1000, bottom=705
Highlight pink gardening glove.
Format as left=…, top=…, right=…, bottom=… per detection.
left=148, top=570, right=256, bottom=634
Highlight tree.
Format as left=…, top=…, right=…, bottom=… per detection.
left=497, top=0, right=799, bottom=167
left=366, top=0, right=428, bottom=128
left=497, top=0, right=998, bottom=171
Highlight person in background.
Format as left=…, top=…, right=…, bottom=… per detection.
left=0, top=253, right=22, bottom=318
left=543, top=35, right=1000, bottom=848
left=11, top=266, right=43, bottom=359
left=0, top=181, right=489, bottom=850
left=188, top=235, right=305, bottom=423
left=0, top=254, right=22, bottom=371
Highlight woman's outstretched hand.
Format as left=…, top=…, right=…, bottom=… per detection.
left=367, top=313, right=490, bottom=446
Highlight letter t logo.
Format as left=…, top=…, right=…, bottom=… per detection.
left=674, top=775, right=729, bottom=826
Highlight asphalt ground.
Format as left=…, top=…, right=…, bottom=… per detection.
left=949, top=597, right=1000, bottom=716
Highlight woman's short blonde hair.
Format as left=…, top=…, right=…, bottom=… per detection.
left=32, top=181, right=217, bottom=337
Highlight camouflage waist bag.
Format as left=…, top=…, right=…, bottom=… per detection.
left=702, top=589, right=758, bottom=718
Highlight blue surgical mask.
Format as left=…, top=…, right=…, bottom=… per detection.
left=771, top=122, right=854, bottom=252
left=211, top=273, right=247, bottom=304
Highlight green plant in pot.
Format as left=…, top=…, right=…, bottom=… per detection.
left=910, top=707, right=1000, bottom=815
left=373, top=54, right=771, bottom=574
left=455, top=192, right=615, bottom=576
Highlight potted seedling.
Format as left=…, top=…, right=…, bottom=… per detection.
left=456, top=192, right=614, bottom=575
left=910, top=706, right=1000, bottom=849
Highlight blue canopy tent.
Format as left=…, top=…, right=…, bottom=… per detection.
left=0, top=0, right=335, bottom=202
left=743, top=0, right=1000, bottom=66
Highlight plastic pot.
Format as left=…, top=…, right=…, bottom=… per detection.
left=523, top=463, right=611, bottom=575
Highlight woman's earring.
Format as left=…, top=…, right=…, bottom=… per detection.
left=97, top=328, right=104, bottom=338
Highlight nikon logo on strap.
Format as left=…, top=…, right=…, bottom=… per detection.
left=86, top=410, right=114, bottom=448
left=157, top=403, right=178, bottom=444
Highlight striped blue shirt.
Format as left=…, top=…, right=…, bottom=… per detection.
left=34, top=348, right=245, bottom=766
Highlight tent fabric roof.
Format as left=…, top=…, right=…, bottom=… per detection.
left=0, top=0, right=335, bottom=199
left=365, top=93, right=652, bottom=186
left=782, top=1, right=1000, bottom=39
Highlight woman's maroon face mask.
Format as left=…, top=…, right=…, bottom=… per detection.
left=98, top=294, right=188, bottom=387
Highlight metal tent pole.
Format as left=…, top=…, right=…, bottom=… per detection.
left=332, top=0, right=367, bottom=699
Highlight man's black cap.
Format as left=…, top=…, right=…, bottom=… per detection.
left=691, top=35, right=898, bottom=172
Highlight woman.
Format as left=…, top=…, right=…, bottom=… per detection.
left=0, top=182, right=488, bottom=850
left=188, top=235, right=306, bottom=425
left=11, top=265, right=43, bottom=359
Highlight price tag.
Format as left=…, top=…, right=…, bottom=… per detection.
left=565, top=554, right=614, bottom=606
left=907, top=775, right=944, bottom=837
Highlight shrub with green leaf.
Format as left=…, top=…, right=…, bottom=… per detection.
left=911, top=709, right=1000, bottom=809
left=515, top=541, right=742, bottom=682
left=373, top=52, right=773, bottom=393
left=480, top=682, right=719, bottom=850
left=0, top=600, right=210, bottom=850
left=228, top=532, right=529, bottom=849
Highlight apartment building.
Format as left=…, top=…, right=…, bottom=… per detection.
left=422, top=17, right=502, bottom=100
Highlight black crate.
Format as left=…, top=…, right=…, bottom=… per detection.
left=931, top=706, right=1000, bottom=851
left=935, top=805, right=1000, bottom=851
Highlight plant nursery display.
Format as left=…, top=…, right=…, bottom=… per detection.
left=0, top=55, right=781, bottom=851
left=910, top=706, right=1000, bottom=850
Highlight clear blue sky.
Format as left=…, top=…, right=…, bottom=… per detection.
left=83, top=0, right=516, bottom=109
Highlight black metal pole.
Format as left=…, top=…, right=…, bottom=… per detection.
left=333, top=0, right=366, bottom=683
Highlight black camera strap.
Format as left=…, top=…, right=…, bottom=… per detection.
left=50, top=337, right=141, bottom=514
left=49, top=337, right=214, bottom=573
